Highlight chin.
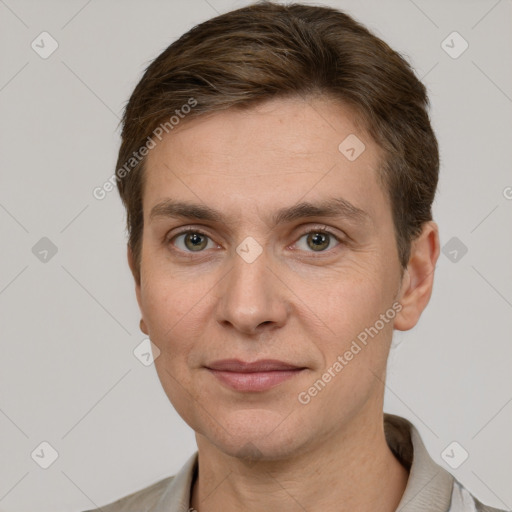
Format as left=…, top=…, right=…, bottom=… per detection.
left=195, top=407, right=311, bottom=462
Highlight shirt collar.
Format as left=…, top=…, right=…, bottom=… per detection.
left=385, top=413, right=454, bottom=511
left=155, top=413, right=454, bottom=512
left=154, top=450, right=198, bottom=512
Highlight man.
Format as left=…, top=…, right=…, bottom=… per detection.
left=85, top=2, right=505, bottom=511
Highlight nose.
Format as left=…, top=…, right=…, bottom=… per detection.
left=214, top=246, right=290, bottom=336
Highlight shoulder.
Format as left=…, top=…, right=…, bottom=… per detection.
left=81, top=451, right=199, bottom=512
left=384, top=414, right=507, bottom=512
left=450, top=479, right=508, bottom=512
left=81, top=475, right=175, bottom=512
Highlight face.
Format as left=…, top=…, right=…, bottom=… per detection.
left=133, top=96, right=407, bottom=460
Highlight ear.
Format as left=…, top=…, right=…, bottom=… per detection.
left=394, top=221, right=440, bottom=331
left=127, top=245, right=148, bottom=335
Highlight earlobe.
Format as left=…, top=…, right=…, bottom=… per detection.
left=140, top=318, right=149, bottom=335
left=394, top=221, right=440, bottom=331
left=127, top=247, right=149, bottom=337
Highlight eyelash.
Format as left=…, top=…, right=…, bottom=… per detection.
left=166, top=226, right=344, bottom=257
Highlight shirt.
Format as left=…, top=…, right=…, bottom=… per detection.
left=83, top=413, right=506, bottom=511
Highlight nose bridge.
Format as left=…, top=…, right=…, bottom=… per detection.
left=215, top=241, right=287, bottom=333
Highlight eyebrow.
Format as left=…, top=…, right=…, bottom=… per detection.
left=149, top=197, right=370, bottom=227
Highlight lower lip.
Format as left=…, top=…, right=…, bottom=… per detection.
left=207, top=369, right=304, bottom=392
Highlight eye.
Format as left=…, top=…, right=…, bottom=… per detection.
left=167, top=227, right=343, bottom=255
left=295, top=229, right=341, bottom=253
left=170, top=229, right=217, bottom=252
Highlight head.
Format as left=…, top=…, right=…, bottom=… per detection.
left=118, top=2, right=440, bottom=460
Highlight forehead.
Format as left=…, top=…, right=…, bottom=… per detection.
left=142, top=96, right=389, bottom=224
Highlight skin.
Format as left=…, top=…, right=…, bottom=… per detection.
left=128, top=96, right=440, bottom=512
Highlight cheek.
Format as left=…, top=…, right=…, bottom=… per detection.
left=142, top=275, right=204, bottom=418
left=139, top=266, right=219, bottom=365
left=140, top=274, right=185, bottom=345
left=303, top=262, right=396, bottom=379
left=315, top=265, right=388, bottom=330
left=140, top=246, right=201, bottom=323
left=302, top=275, right=395, bottom=412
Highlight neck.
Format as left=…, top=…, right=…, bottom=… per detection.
left=190, top=411, right=409, bottom=512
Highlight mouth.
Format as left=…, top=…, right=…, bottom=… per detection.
left=205, top=359, right=307, bottom=392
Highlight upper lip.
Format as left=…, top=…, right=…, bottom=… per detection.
left=206, top=359, right=304, bottom=372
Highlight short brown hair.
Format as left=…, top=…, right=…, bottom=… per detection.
left=116, top=1, right=439, bottom=281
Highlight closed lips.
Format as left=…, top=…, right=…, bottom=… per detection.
left=206, top=359, right=305, bottom=372
left=205, top=359, right=307, bottom=392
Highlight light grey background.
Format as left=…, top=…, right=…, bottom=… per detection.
left=0, top=0, right=511, bottom=511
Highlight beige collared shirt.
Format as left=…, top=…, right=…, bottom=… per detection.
left=84, top=413, right=505, bottom=511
